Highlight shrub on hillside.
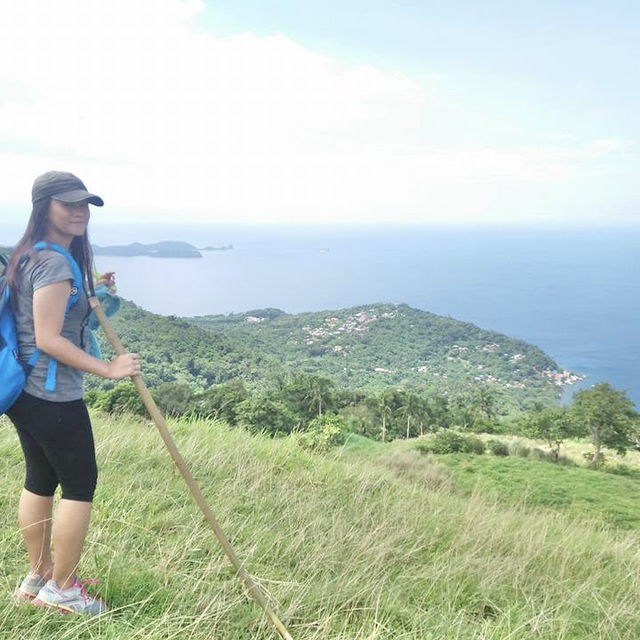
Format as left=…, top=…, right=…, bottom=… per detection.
left=382, top=451, right=455, bottom=492
left=522, top=405, right=576, bottom=461
left=466, top=435, right=487, bottom=455
left=468, top=417, right=502, bottom=434
left=153, top=382, right=195, bottom=416
left=416, top=430, right=486, bottom=455
left=83, top=389, right=104, bottom=407
left=582, top=450, right=607, bottom=469
left=195, top=379, right=249, bottom=425
left=530, top=447, right=547, bottom=460
left=509, top=440, right=531, bottom=458
left=297, top=413, right=348, bottom=453
left=235, top=397, right=296, bottom=436
left=93, top=383, right=147, bottom=417
left=488, top=439, right=510, bottom=456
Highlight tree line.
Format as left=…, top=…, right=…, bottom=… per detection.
left=85, top=374, right=639, bottom=466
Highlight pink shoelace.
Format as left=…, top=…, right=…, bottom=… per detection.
left=71, top=578, right=103, bottom=602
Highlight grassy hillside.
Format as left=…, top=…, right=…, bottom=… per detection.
left=348, top=435, right=640, bottom=529
left=438, top=453, right=640, bottom=528
left=2, top=411, right=640, bottom=639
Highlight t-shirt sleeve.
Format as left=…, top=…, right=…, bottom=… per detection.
left=30, top=251, right=74, bottom=291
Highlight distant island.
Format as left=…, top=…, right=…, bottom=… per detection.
left=201, top=244, right=233, bottom=251
left=92, top=241, right=202, bottom=258
left=4, top=241, right=234, bottom=260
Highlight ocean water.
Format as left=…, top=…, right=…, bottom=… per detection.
left=1, top=221, right=638, bottom=407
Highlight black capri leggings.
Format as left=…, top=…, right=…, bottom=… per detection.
left=7, top=391, right=98, bottom=502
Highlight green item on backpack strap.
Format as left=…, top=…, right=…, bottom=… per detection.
left=86, top=283, right=121, bottom=359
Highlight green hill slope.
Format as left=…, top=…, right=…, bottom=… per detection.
left=350, top=437, right=640, bottom=529
left=188, top=302, right=574, bottom=407
left=91, top=301, right=284, bottom=391
left=94, top=301, right=575, bottom=409
left=1, top=411, right=639, bottom=639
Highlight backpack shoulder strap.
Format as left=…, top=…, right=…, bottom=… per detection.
left=0, top=279, right=9, bottom=312
left=31, top=242, right=85, bottom=392
left=32, top=241, right=83, bottom=312
left=0, top=254, right=8, bottom=297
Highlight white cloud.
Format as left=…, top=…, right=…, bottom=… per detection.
left=0, top=0, right=633, bottom=224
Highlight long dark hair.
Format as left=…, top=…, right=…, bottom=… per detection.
left=4, top=199, right=96, bottom=297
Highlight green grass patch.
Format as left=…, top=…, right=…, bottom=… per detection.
left=437, top=453, right=640, bottom=528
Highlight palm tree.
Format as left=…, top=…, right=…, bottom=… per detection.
left=430, top=394, right=450, bottom=430
left=472, top=386, right=497, bottom=421
left=376, top=390, right=395, bottom=443
left=452, top=395, right=475, bottom=431
left=416, top=395, right=432, bottom=436
left=396, top=392, right=423, bottom=439
left=302, top=375, right=334, bottom=418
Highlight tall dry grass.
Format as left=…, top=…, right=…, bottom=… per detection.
left=1, top=412, right=640, bottom=639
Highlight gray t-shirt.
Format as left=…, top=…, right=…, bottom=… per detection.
left=14, top=249, right=90, bottom=401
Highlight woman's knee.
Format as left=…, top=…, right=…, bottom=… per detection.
left=24, top=476, right=57, bottom=498
left=60, top=464, right=98, bottom=502
left=24, top=455, right=58, bottom=497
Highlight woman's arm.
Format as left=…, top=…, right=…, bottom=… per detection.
left=33, top=280, right=140, bottom=379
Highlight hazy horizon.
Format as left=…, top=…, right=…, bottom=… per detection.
left=2, top=217, right=640, bottom=251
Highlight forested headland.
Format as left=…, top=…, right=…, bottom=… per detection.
left=91, top=301, right=571, bottom=403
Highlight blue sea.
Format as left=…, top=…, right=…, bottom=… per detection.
left=1, top=221, right=638, bottom=407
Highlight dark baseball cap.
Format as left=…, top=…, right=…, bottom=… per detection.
left=32, top=171, right=104, bottom=206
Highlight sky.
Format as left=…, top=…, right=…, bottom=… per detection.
left=0, top=0, right=638, bottom=226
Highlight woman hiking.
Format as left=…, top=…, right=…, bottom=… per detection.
left=4, top=170, right=140, bottom=614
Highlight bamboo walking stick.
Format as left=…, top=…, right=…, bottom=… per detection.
left=89, top=297, right=293, bottom=640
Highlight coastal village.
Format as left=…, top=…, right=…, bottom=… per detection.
left=251, top=307, right=586, bottom=392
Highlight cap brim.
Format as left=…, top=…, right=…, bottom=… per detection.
left=52, top=189, right=104, bottom=206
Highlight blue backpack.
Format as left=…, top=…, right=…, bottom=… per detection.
left=0, top=241, right=83, bottom=414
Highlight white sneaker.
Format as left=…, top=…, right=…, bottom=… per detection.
left=14, top=570, right=47, bottom=600
left=33, top=578, right=107, bottom=615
